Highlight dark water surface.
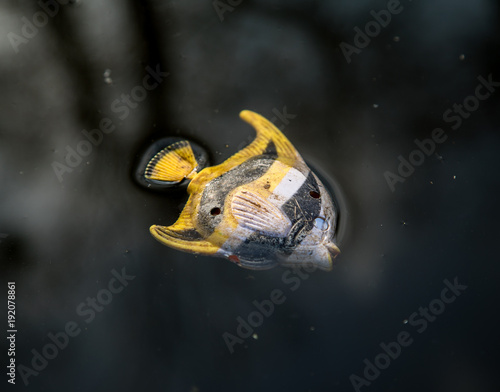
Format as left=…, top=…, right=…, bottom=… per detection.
left=1, top=1, right=500, bottom=391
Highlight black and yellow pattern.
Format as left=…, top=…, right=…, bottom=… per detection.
left=148, top=110, right=340, bottom=271
left=145, top=140, right=198, bottom=183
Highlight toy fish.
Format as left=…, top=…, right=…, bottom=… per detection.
left=145, top=110, right=340, bottom=270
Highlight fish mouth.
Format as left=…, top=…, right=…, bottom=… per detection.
left=326, top=242, right=341, bottom=265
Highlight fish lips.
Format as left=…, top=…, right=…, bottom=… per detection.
left=325, top=242, right=341, bottom=265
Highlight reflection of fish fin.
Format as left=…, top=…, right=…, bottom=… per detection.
left=150, top=208, right=218, bottom=254
left=145, top=140, right=198, bottom=183
left=231, top=189, right=291, bottom=237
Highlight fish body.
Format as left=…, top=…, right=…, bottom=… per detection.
left=145, top=110, right=340, bottom=270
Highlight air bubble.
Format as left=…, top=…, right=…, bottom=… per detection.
left=103, top=69, right=112, bottom=84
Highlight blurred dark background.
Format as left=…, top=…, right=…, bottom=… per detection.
left=1, top=0, right=499, bottom=391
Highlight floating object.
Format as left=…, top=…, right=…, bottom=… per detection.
left=144, top=110, right=340, bottom=270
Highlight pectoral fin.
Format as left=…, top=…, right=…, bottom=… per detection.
left=231, top=189, right=291, bottom=237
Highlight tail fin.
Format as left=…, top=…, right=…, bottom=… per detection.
left=145, top=140, right=199, bottom=183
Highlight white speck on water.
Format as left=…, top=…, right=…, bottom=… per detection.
left=453, top=175, right=457, bottom=180
left=373, top=104, right=379, bottom=108
left=403, top=319, right=408, bottom=324
left=393, top=36, right=400, bottom=42
left=103, top=69, right=113, bottom=84
left=459, top=54, right=465, bottom=61
left=252, top=333, right=258, bottom=340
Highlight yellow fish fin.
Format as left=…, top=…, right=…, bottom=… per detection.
left=188, top=110, right=305, bottom=191
left=150, top=225, right=219, bottom=255
left=149, top=206, right=219, bottom=255
left=145, top=140, right=198, bottom=183
left=238, top=110, right=305, bottom=165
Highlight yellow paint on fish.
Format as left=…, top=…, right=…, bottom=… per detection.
left=146, top=110, right=340, bottom=270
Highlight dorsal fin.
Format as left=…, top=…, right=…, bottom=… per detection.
left=189, top=110, right=305, bottom=193
left=233, top=110, right=304, bottom=166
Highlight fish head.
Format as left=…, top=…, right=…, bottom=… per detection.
left=281, top=173, right=340, bottom=271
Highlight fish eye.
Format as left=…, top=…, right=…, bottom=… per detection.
left=210, top=207, right=221, bottom=216
left=313, top=217, right=329, bottom=231
left=309, top=190, right=320, bottom=199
